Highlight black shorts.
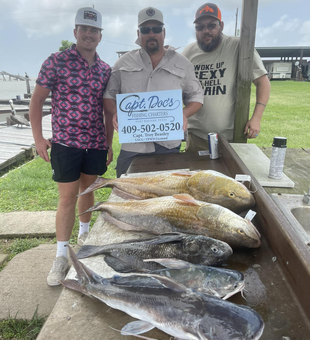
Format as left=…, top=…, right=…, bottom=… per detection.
left=50, top=143, right=108, bottom=183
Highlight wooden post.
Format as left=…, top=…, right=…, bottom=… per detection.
left=233, top=0, right=258, bottom=143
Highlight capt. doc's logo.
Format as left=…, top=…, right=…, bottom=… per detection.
left=146, top=8, right=155, bottom=17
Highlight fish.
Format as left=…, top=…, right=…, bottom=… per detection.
left=78, top=170, right=255, bottom=213
left=144, top=258, right=245, bottom=300
left=81, top=194, right=261, bottom=248
left=62, top=245, right=265, bottom=340
left=76, top=232, right=233, bottom=270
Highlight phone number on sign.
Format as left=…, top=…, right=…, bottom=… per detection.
left=121, top=122, right=181, bottom=134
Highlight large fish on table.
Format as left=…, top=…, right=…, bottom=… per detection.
left=78, top=170, right=255, bottom=213
left=81, top=194, right=261, bottom=248
left=62, top=245, right=264, bottom=340
left=77, top=232, right=233, bottom=269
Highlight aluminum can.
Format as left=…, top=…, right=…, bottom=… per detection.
left=208, top=132, right=219, bottom=159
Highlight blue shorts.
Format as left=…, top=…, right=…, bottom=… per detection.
left=50, top=143, right=108, bottom=183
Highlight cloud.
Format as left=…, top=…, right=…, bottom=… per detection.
left=256, top=15, right=309, bottom=47
left=6, top=0, right=76, bottom=38
left=298, top=21, right=310, bottom=46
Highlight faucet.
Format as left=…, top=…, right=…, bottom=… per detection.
left=303, top=188, right=310, bottom=205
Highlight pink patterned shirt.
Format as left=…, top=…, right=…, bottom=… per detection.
left=36, top=44, right=111, bottom=150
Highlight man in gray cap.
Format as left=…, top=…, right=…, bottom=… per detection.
left=103, top=7, right=203, bottom=177
left=183, top=3, right=270, bottom=152
left=29, top=7, right=113, bottom=286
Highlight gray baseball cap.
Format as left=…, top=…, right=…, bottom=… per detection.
left=75, top=7, right=103, bottom=30
left=138, top=7, right=164, bottom=27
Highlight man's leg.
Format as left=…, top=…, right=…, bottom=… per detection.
left=76, top=173, right=98, bottom=245
left=47, top=180, right=79, bottom=286
left=78, top=173, right=97, bottom=220
left=56, top=180, right=80, bottom=241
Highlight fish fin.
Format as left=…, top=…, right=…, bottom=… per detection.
left=143, top=258, right=191, bottom=270
left=121, top=320, right=155, bottom=335
left=142, top=233, right=185, bottom=245
left=111, top=273, right=188, bottom=292
left=78, top=177, right=110, bottom=196
left=132, top=273, right=188, bottom=292
left=173, top=193, right=200, bottom=206
left=61, top=279, right=87, bottom=295
left=102, top=212, right=149, bottom=232
left=171, top=171, right=195, bottom=177
left=112, top=187, right=143, bottom=200
left=76, top=245, right=106, bottom=259
left=197, top=322, right=211, bottom=340
left=104, top=255, right=136, bottom=273
left=79, top=201, right=104, bottom=216
left=65, top=245, right=104, bottom=288
left=149, top=273, right=188, bottom=292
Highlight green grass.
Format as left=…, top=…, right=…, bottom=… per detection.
left=0, top=308, right=46, bottom=340
left=249, top=80, right=310, bottom=148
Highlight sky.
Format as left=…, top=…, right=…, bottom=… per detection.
left=0, top=0, right=310, bottom=78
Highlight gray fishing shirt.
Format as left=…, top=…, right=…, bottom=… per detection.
left=104, top=45, right=203, bottom=153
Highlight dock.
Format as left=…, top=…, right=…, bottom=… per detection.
left=0, top=115, right=52, bottom=171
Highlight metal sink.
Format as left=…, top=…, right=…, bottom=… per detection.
left=270, top=193, right=310, bottom=244
left=291, top=207, right=310, bottom=235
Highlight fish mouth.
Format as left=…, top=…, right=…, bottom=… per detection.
left=222, top=281, right=245, bottom=300
left=247, top=221, right=261, bottom=239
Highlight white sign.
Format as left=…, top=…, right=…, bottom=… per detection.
left=116, top=89, right=184, bottom=144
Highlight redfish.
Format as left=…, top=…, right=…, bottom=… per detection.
left=79, top=170, right=255, bottom=213
left=82, top=194, right=261, bottom=248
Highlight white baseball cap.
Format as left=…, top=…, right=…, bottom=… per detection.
left=138, top=7, right=164, bottom=27
left=75, top=7, right=103, bottom=30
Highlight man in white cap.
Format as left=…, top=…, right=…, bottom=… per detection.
left=29, top=7, right=113, bottom=286
left=183, top=3, right=270, bottom=151
left=103, top=7, right=203, bottom=177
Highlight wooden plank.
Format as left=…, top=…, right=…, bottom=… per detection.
left=0, top=151, right=26, bottom=171
left=233, top=0, right=258, bottom=143
left=0, top=114, right=51, bottom=171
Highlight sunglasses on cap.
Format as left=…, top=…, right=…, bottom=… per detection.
left=195, top=23, right=219, bottom=31
left=139, top=26, right=164, bottom=34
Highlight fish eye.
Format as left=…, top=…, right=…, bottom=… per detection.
left=211, top=246, right=219, bottom=253
left=229, top=192, right=235, bottom=197
left=238, top=229, right=245, bottom=235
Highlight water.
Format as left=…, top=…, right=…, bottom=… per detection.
left=0, top=78, right=36, bottom=100
left=0, top=79, right=37, bottom=124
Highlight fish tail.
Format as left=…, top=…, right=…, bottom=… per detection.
left=79, top=201, right=105, bottom=216
left=60, top=279, right=86, bottom=294
left=62, top=245, right=103, bottom=287
left=78, top=177, right=111, bottom=196
left=76, top=245, right=107, bottom=259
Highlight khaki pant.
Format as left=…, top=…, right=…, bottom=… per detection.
left=185, top=133, right=209, bottom=153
